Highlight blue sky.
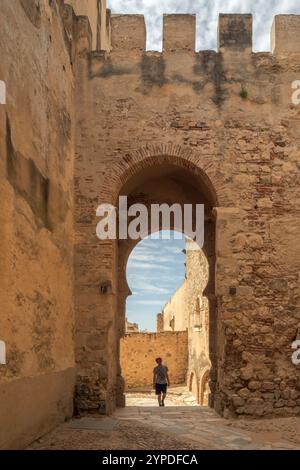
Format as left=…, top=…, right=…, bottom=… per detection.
left=126, top=232, right=186, bottom=331
left=107, top=0, right=300, bottom=51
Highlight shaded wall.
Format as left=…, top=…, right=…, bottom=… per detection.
left=66, top=0, right=110, bottom=51
left=0, top=0, right=78, bottom=449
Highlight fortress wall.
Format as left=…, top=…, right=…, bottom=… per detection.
left=75, top=13, right=300, bottom=417
left=0, top=3, right=300, bottom=450
left=120, top=331, right=188, bottom=389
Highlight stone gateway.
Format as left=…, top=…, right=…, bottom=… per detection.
left=0, top=0, right=300, bottom=450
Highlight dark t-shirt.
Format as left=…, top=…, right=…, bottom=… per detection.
left=153, top=365, right=168, bottom=384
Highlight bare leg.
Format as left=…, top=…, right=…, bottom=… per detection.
left=162, top=393, right=166, bottom=406
left=157, top=393, right=162, bottom=406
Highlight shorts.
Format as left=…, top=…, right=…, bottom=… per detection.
left=155, top=383, right=167, bottom=395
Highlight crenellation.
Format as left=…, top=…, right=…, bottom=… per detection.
left=271, top=15, right=300, bottom=55
left=111, top=14, right=146, bottom=51
left=163, top=14, right=196, bottom=52
left=66, top=9, right=300, bottom=58
left=218, top=14, right=252, bottom=52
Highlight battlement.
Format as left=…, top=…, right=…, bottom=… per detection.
left=111, top=15, right=146, bottom=51
left=109, top=12, right=300, bottom=55
left=61, top=3, right=300, bottom=57
left=271, top=15, right=300, bottom=54
left=163, top=14, right=196, bottom=51
left=218, top=14, right=252, bottom=51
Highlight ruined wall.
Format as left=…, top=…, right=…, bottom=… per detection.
left=120, top=331, right=188, bottom=389
left=161, top=283, right=188, bottom=332
left=74, top=12, right=300, bottom=418
left=125, top=318, right=139, bottom=333
left=156, top=313, right=164, bottom=332
left=0, top=0, right=87, bottom=449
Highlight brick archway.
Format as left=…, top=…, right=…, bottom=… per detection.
left=97, top=143, right=230, bottom=207
left=75, top=144, right=233, bottom=416
left=114, top=150, right=220, bottom=408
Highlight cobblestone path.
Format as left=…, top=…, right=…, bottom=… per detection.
left=28, top=388, right=300, bottom=450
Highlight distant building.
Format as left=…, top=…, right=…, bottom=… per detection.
left=125, top=318, right=139, bottom=333
left=156, top=313, right=164, bottom=332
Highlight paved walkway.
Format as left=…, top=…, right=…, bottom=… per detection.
left=28, top=389, right=300, bottom=450
left=125, top=386, right=198, bottom=407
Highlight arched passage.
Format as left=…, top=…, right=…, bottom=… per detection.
left=115, top=156, right=218, bottom=408
left=120, top=232, right=187, bottom=392
left=74, top=148, right=230, bottom=416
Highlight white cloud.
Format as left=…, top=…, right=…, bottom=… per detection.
left=134, top=300, right=166, bottom=306
left=132, top=284, right=172, bottom=294
left=107, top=0, right=300, bottom=51
left=128, top=261, right=171, bottom=270
left=164, top=245, right=184, bottom=254
left=129, top=253, right=181, bottom=263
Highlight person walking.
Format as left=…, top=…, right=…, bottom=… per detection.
left=153, top=357, right=170, bottom=406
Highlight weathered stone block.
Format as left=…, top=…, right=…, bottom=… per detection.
left=163, top=14, right=196, bottom=51
left=218, top=14, right=252, bottom=51
left=271, top=15, right=300, bottom=54
left=248, top=381, right=261, bottom=391
left=111, top=15, right=146, bottom=51
left=240, top=364, right=254, bottom=381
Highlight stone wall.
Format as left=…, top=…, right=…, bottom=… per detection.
left=161, top=284, right=188, bottom=332
left=74, top=12, right=300, bottom=418
left=65, top=0, right=110, bottom=51
left=156, top=313, right=164, bottom=332
left=159, top=242, right=211, bottom=404
left=125, top=318, right=139, bottom=333
left=185, top=244, right=211, bottom=405
left=120, top=332, right=188, bottom=389
left=0, top=2, right=300, bottom=449
left=0, top=0, right=87, bottom=450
